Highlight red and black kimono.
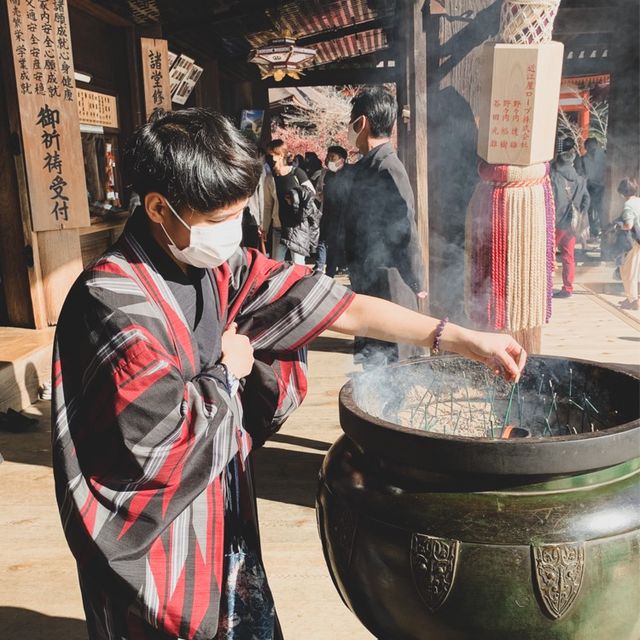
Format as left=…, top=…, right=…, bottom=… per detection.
left=52, top=211, right=353, bottom=639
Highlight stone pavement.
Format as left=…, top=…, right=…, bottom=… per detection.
left=0, top=261, right=638, bottom=640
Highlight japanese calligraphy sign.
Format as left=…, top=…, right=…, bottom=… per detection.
left=477, top=42, right=564, bottom=166
left=77, top=88, right=118, bottom=129
left=6, top=0, right=89, bottom=230
left=140, top=37, right=171, bottom=120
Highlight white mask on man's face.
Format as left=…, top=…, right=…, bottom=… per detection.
left=347, top=116, right=363, bottom=148
left=160, top=200, right=243, bottom=268
left=327, top=160, right=341, bottom=172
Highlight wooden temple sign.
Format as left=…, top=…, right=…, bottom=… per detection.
left=77, top=88, right=119, bottom=128
left=477, top=42, right=564, bottom=167
left=140, top=37, right=171, bottom=120
left=5, top=0, right=90, bottom=231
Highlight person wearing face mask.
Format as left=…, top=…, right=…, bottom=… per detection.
left=343, top=86, right=427, bottom=368
left=51, top=107, right=526, bottom=640
left=266, top=139, right=316, bottom=264
left=314, top=145, right=351, bottom=276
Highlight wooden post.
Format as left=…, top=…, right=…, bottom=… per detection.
left=425, top=0, right=500, bottom=323
left=0, top=64, right=34, bottom=327
left=397, top=0, right=430, bottom=306
left=605, top=1, right=640, bottom=223
left=1, top=0, right=87, bottom=327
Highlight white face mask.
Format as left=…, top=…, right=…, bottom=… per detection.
left=160, top=200, right=243, bottom=268
left=347, top=117, right=363, bottom=148
left=327, top=160, right=341, bottom=172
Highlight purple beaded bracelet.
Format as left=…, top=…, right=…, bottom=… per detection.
left=432, top=317, right=449, bottom=355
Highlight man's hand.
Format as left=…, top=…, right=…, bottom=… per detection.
left=221, top=323, right=254, bottom=379
left=442, top=325, right=527, bottom=383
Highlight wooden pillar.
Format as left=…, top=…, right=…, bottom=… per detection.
left=195, top=59, right=222, bottom=112
left=250, top=80, right=271, bottom=148
left=1, top=0, right=88, bottom=328
left=0, top=64, right=36, bottom=327
left=396, top=0, right=430, bottom=305
left=606, top=0, right=640, bottom=222
left=425, top=0, right=501, bottom=323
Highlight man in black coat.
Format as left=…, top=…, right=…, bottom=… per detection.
left=344, top=86, right=426, bottom=367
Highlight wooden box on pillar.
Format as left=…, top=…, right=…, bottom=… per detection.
left=477, top=42, right=564, bottom=166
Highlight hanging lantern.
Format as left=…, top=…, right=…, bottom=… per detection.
left=248, top=32, right=316, bottom=81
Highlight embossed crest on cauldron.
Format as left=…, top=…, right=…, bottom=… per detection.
left=532, top=542, right=585, bottom=619
left=411, top=533, right=460, bottom=612
left=331, top=505, right=358, bottom=570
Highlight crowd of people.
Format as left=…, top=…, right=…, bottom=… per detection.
left=550, top=136, right=639, bottom=309
left=242, top=86, right=426, bottom=367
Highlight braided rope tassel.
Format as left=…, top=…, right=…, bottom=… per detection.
left=543, top=169, right=555, bottom=322
left=465, top=161, right=553, bottom=333
left=491, top=183, right=508, bottom=329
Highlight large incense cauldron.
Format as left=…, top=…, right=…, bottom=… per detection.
left=317, top=356, right=640, bottom=640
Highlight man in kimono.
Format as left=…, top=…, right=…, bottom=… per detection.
left=52, top=108, right=526, bottom=640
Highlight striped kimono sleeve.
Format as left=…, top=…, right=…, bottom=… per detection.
left=52, top=273, right=246, bottom=640
left=224, top=250, right=355, bottom=445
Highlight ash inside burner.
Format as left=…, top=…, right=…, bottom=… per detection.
left=352, top=357, right=625, bottom=439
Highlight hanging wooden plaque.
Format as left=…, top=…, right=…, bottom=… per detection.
left=77, top=88, right=119, bottom=129
left=140, top=37, right=172, bottom=120
left=477, top=42, right=564, bottom=166
left=5, top=0, right=90, bottom=231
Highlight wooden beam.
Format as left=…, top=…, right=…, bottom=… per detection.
left=68, top=0, right=133, bottom=27
left=261, top=65, right=397, bottom=88
left=297, top=18, right=385, bottom=47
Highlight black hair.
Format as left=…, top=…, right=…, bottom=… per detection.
left=123, top=107, right=262, bottom=212
left=617, top=177, right=639, bottom=198
left=305, top=154, right=322, bottom=174
left=327, top=145, right=348, bottom=160
left=350, top=86, right=397, bottom=138
left=266, top=138, right=286, bottom=155
left=560, top=137, right=575, bottom=153
left=585, top=137, right=598, bottom=148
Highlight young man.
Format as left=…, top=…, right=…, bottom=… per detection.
left=266, top=139, right=315, bottom=265
left=343, top=86, right=426, bottom=367
left=52, top=108, right=525, bottom=640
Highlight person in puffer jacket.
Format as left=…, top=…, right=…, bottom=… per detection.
left=280, top=185, right=322, bottom=258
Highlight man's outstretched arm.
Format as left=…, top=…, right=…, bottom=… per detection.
left=330, top=293, right=527, bottom=382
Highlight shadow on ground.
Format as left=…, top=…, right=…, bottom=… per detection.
left=270, top=433, right=331, bottom=451
left=0, top=402, right=51, bottom=468
left=0, top=608, right=87, bottom=640
left=252, top=446, right=326, bottom=509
